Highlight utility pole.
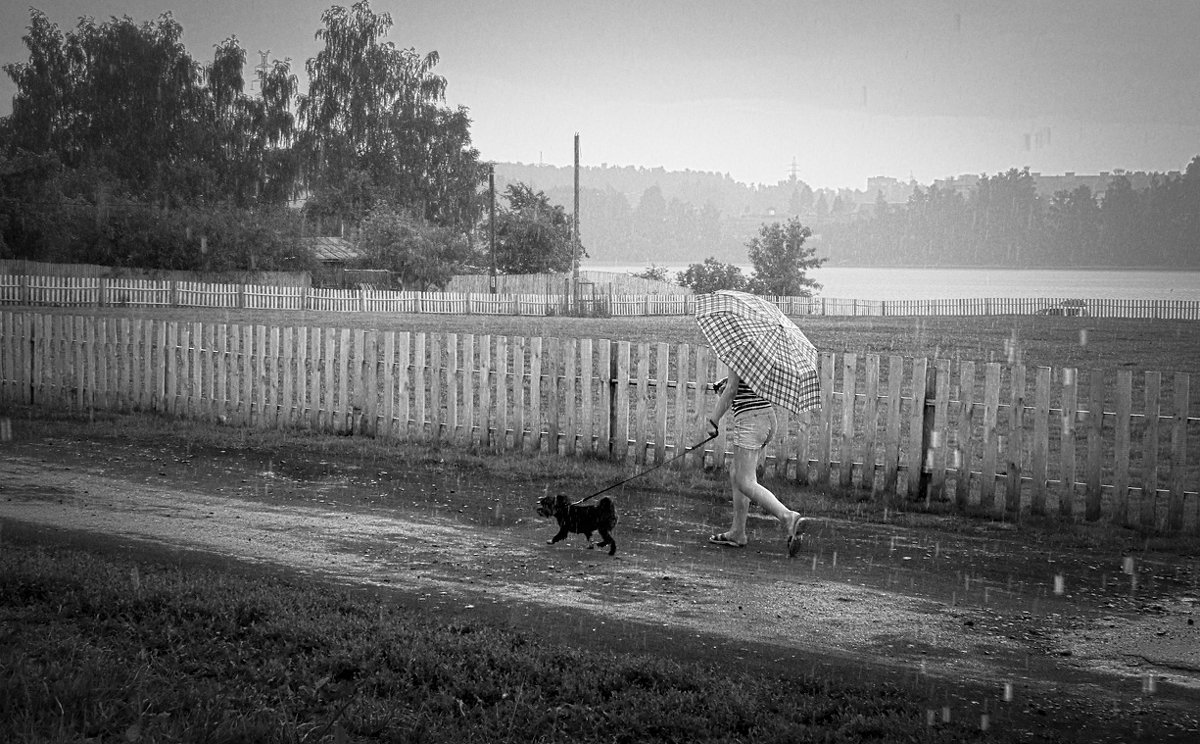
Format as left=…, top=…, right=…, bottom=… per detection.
left=489, top=163, right=497, bottom=294
left=572, top=133, right=581, bottom=315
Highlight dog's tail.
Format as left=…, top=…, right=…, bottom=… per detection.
left=597, top=496, right=618, bottom=525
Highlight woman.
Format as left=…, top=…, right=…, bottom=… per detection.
left=706, top=368, right=807, bottom=556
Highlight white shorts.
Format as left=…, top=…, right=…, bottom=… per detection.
left=731, top=408, right=776, bottom=450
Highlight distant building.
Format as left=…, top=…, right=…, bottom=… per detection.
left=304, top=236, right=378, bottom=288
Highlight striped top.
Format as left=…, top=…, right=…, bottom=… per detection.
left=731, top=380, right=772, bottom=416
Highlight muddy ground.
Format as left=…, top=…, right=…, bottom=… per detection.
left=2, top=415, right=1199, bottom=743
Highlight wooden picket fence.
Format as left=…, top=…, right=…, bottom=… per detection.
left=2, top=311, right=1196, bottom=533
left=5, top=273, right=1200, bottom=318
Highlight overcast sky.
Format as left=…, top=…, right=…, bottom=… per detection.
left=3, top=0, right=1199, bottom=189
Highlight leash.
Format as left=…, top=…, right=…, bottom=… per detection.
left=573, top=432, right=718, bottom=505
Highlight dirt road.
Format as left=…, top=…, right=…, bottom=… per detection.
left=2, top=423, right=1198, bottom=742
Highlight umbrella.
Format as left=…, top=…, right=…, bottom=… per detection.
left=694, top=290, right=821, bottom=414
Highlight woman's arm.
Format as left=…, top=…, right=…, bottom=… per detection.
left=707, top=368, right=740, bottom=436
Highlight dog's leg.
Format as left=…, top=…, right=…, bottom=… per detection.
left=549, top=526, right=570, bottom=545
left=598, top=529, right=617, bottom=556
left=584, top=529, right=595, bottom=549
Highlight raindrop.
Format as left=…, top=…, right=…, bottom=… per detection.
left=1054, top=574, right=1066, bottom=595
left=1003, top=682, right=1014, bottom=702
left=1079, top=328, right=1089, bottom=346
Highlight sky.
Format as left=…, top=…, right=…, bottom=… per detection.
left=2, top=0, right=1200, bottom=189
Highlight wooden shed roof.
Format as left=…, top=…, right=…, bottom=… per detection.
left=304, top=236, right=359, bottom=263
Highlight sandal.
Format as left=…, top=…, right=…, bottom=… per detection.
left=708, top=532, right=746, bottom=548
left=786, top=514, right=808, bottom=558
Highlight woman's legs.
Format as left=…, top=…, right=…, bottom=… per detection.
left=730, top=445, right=796, bottom=524
left=714, top=408, right=804, bottom=550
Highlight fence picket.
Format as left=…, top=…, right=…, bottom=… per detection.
left=883, top=356, right=904, bottom=495
left=980, top=363, right=1001, bottom=511
left=861, top=355, right=880, bottom=493
left=908, top=357, right=928, bottom=501
left=1113, top=370, right=1132, bottom=524
left=429, top=332, right=441, bottom=442
left=496, top=335, right=510, bottom=449
left=445, top=333, right=458, bottom=444
left=364, top=330, right=379, bottom=437
left=817, top=353, right=835, bottom=487
left=673, top=343, right=690, bottom=470
left=1032, top=367, right=1051, bottom=514
left=512, top=336, right=526, bottom=451
left=931, top=360, right=951, bottom=502
left=546, top=337, right=560, bottom=455
left=840, top=354, right=857, bottom=489
left=654, top=343, right=669, bottom=465
left=614, top=341, right=631, bottom=462
left=693, top=346, right=711, bottom=471
left=633, top=342, right=649, bottom=465
left=582, top=338, right=596, bottom=456
left=1141, top=372, right=1161, bottom=528
left=565, top=338, right=579, bottom=457
left=1006, top=365, right=1026, bottom=514
left=413, top=333, right=427, bottom=441
left=1060, top=369, right=1078, bottom=517
left=1085, top=371, right=1104, bottom=521
left=955, top=361, right=976, bottom=507
left=396, top=332, right=411, bottom=440
left=1168, top=373, right=1190, bottom=531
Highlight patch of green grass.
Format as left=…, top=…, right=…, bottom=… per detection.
left=0, top=541, right=1003, bottom=744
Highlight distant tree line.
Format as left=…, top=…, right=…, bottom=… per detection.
left=817, top=161, right=1200, bottom=268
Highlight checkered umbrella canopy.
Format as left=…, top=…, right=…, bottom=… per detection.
left=694, top=290, right=821, bottom=414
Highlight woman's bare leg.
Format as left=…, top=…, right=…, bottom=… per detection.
left=730, top=445, right=796, bottom=524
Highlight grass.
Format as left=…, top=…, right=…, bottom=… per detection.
left=1, top=539, right=1001, bottom=744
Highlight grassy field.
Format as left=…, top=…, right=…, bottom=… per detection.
left=1, top=536, right=1001, bottom=744
left=27, top=305, right=1200, bottom=374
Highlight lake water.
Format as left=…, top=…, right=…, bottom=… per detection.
left=584, top=265, right=1200, bottom=301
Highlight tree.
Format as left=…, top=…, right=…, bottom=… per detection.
left=4, top=11, right=208, bottom=202
left=745, top=218, right=825, bottom=297
left=632, top=264, right=670, bottom=282
left=355, top=204, right=472, bottom=290
left=676, top=257, right=748, bottom=294
left=1044, top=186, right=1099, bottom=266
left=296, top=0, right=482, bottom=230
left=494, top=183, right=577, bottom=273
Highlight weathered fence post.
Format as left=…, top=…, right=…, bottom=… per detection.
left=916, top=359, right=937, bottom=502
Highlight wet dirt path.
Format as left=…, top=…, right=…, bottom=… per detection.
left=2, top=432, right=1199, bottom=742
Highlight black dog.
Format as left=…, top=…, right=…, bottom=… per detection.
left=536, top=494, right=618, bottom=556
